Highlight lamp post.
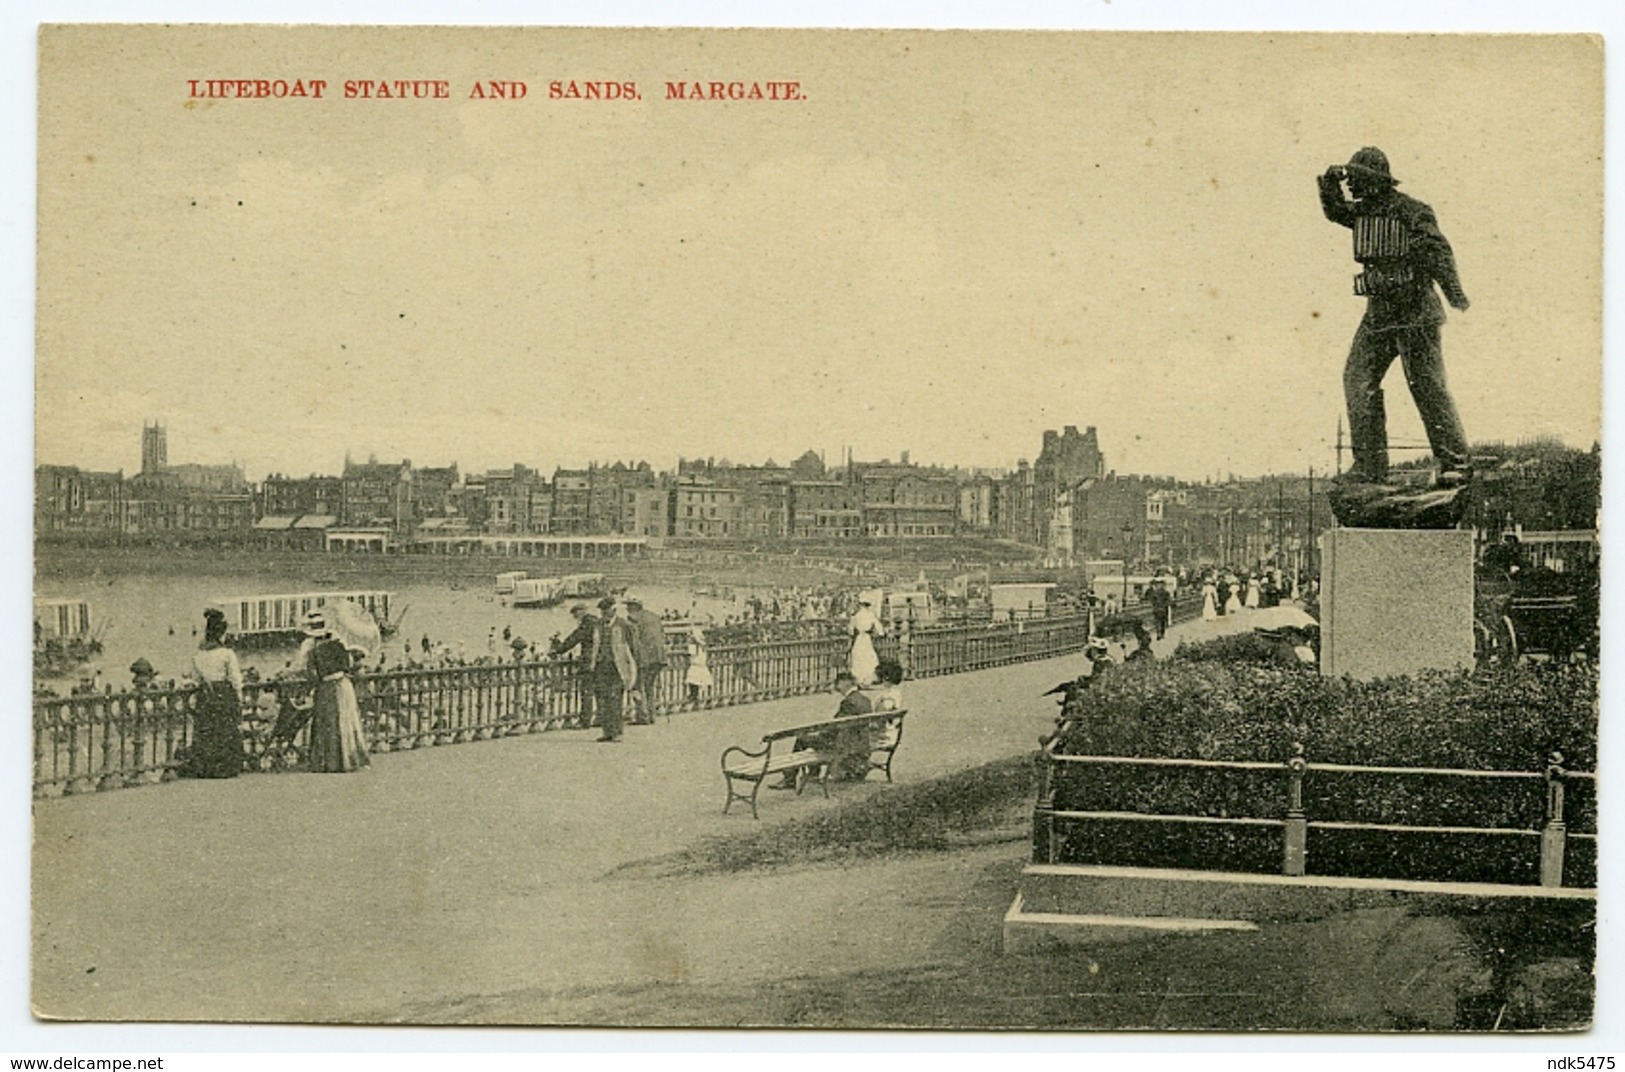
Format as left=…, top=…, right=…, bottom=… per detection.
left=1120, top=522, right=1133, bottom=604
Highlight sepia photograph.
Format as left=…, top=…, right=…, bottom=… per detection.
left=17, top=10, right=1615, bottom=1050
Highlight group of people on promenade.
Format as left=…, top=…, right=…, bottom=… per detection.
left=549, top=593, right=711, bottom=742
left=108, top=604, right=380, bottom=780
left=771, top=656, right=906, bottom=789
left=58, top=560, right=1315, bottom=780
left=1197, top=567, right=1305, bottom=621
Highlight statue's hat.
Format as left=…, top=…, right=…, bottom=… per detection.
left=1345, top=146, right=1398, bottom=185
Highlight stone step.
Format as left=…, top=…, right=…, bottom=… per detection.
left=1008, top=862, right=1596, bottom=952
left=1002, top=892, right=1260, bottom=954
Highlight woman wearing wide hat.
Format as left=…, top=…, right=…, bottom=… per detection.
left=182, top=608, right=246, bottom=778
left=302, top=609, right=371, bottom=773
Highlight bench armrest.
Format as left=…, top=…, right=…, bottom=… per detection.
left=721, top=742, right=770, bottom=775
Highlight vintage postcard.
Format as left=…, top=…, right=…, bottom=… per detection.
left=29, top=24, right=1603, bottom=1035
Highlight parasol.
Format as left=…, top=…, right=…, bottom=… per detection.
left=1248, top=606, right=1318, bottom=634
left=328, top=598, right=382, bottom=657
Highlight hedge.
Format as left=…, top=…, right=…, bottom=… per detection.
left=1056, top=654, right=1597, bottom=772
left=1045, top=657, right=1597, bottom=884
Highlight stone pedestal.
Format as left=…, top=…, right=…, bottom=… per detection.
left=1319, top=527, right=1475, bottom=680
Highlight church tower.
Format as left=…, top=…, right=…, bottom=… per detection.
left=141, top=420, right=168, bottom=475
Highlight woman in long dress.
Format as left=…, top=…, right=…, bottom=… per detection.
left=1244, top=574, right=1261, bottom=610
left=303, top=610, right=370, bottom=773
left=847, top=596, right=883, bottom=685
left=1223, top=576, right=1244, bottom=616
left=1200, top=577, right=1218, bottom=621
left=182, top=608, right=245, bottom=778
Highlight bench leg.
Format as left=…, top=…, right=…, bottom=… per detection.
left=722, top=775, right=764, bottom=820
left=816, top=763, right=830, bottom=798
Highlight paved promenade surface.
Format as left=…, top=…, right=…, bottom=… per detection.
left=33, top=610, right=1281, bottom=1026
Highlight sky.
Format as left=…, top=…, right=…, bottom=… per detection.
left=32, top=27, right=1602, bottom=484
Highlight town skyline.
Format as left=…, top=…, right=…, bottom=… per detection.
left=34, top=415, right=1598, bottom=488
left=39, top=419, right=1597, bottom=570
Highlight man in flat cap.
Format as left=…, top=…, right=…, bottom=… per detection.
left=1319, top=147, right=1473, bottom=487
left=550, top=603, right=599, bottom=729
left=587, top=595, right=637, bottom=743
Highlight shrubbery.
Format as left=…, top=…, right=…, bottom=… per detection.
left=1059, top=648, right=1597, bottom=771
left=1171, top=630, right=1306, bottom=668
left=1046, top=652, right=1597, bottom=884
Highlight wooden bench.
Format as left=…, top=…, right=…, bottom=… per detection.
left=721, top=709, right=907, bottom=819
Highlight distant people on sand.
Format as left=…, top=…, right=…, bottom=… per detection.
left=180, top=608, right=245, bottom=779
left=302, top=610, right=370, bottom=773
left=847, top=596, right=884, bottom=685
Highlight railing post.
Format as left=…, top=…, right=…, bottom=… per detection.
left=1540, top=750, right=1567, bottom=888
left=126, top=696, right=151, bottom=786
left=96, top=696, right=122, bottom=791
left=34, top=703, right=52, bottom=796
left=1032, top=747, right=1059, bottom=864
left=1283, top=741, right=1308, bottom=877
left=65, top=703, right=94, bottom=795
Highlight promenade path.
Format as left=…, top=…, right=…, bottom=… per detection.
left=33, top=610, right=1263, bottom=1025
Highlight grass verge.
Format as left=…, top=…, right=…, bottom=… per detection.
left=617, top=752, right=1039, bottom=877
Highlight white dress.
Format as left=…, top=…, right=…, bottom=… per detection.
left=1200, top=583, right=1218, bottom=621
left=848, top=607, right=882, bottom=685
left=684, top=629, right=713, bottom=690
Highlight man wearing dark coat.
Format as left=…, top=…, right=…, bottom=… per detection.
left=550, top=603, right=598, bottom=728
left=624, top=596, right=669, bottom=725
left=1146, top=577, right=1173, bottom=639
left=587, top=596, right=637, bottom=743
left=1319, top=147, right=1472, bottom=486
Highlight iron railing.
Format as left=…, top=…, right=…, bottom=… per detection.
left=1032, top=742, right=1597, bottom=890
left=34, top=608, right=1124, bottom=796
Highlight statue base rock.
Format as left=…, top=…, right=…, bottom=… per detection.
left=1328, top=478, right=1468, bottom=529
